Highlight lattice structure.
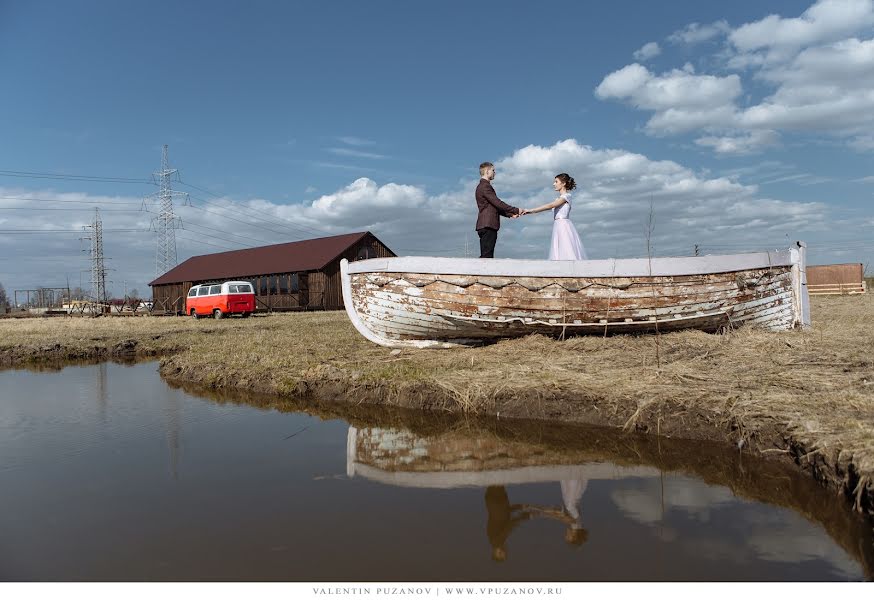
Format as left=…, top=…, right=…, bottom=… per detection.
left=148, top=145, right=186, bottom=276
left=83, top=208, right=108, bottom=303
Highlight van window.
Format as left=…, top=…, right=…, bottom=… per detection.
left=230, top=284, right=253, bottom=294
left=197, top=287, right=210, bottom=296
left=188, top=288, right=198, bottom=297
left=209, top=285, right=221, bottom=295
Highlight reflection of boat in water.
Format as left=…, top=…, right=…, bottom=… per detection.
left=346, top=425, right=660, bottom=488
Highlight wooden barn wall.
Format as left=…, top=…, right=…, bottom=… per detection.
left=323, top=234, right=396, bottom=309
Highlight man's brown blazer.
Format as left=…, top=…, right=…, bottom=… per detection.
left=475, top=178, right=519, bottom=231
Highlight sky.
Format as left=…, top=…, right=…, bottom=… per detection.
left=1, top=0, right=872, bottom=299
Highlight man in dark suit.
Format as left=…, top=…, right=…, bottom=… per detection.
left=475, top=162, right=522, bottom=258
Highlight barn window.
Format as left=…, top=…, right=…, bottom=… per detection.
left=278, top=275, right=289, bottom=294
left=291, top=273, right=299, bottom=292
left=356, top=243, right=377, bottom=260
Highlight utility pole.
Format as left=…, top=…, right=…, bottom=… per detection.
left=694, top=244, right=700, bottom=257
left=83, top=208, right=108, bottom=303
left=148, top=145, right=186, bottom=276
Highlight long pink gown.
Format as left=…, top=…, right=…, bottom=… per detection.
left=548, top=193, right=588, bottom=260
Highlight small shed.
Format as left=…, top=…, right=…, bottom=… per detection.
left=806, top=263, right=867, bottom=295
left=149, top=231, right=395, bottom=314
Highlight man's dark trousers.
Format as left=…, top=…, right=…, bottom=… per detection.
left=478, top=228, right=498, bottom=258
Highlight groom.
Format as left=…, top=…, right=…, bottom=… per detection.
left=475, top=162, right=522, bottom=258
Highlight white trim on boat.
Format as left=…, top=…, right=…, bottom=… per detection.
left=346, top=249, right=798, bottom=279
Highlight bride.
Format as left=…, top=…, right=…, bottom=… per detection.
left=522, top=173, right=588, bottom=260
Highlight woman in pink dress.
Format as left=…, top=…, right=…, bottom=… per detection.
left=523, top=173, right=588, bottom=260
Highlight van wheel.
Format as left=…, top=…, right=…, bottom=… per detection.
left=190, top=309, right=199, bottom=320
left=213, top=309, right=224, bottom=320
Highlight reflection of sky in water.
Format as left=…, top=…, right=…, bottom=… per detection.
left=611, top=475, right=861, bottom=580
left=1, top=362, right=869, bottom=581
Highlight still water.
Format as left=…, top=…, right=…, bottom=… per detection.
left=0, top=361, right=871, bottom=581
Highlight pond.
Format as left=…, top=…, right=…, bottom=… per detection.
left=0, top=361, right=871, bottom=581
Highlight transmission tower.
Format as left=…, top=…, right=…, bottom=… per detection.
left=84, top=208, right=108, bottom=303
left=148, top=145, right=186, bottom=276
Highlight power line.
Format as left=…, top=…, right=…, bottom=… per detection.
left=179, top=180, right=333, bottom=237
left=0, top=207, right=145, bottom=212
left=185, top=192, right=329, bottom=239
left=0, top=228, right=150, bottom=234
left=180, top=220, right=271, bottom=247
left=176, top=233, right=241, bottom=252
left=0, top=195, right=144, bottom=205
left=0, top=169, right=153, bottom=184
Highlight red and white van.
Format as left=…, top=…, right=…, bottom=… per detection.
left=185, top=281, right=255, bottom=319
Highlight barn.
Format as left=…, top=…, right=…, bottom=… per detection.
left=148, top=231, right=395, bottom=314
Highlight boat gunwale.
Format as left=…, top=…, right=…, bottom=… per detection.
left=345, top=248, right=800, bottom=279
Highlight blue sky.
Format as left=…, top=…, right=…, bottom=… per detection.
left=1, top=0, right=872, bottom=297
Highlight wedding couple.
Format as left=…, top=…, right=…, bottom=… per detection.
left=475, top=161, right=588, bottom=261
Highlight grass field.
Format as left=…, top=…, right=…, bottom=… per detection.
left=1, top=294, right=872, bottom=513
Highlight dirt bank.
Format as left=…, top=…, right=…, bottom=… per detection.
left=2, top=295, right=873, bottom=515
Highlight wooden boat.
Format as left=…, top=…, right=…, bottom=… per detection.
left=340, top=241, right=811, bottom=349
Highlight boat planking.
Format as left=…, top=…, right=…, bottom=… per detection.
left=341, top=242, right=811, bottom=349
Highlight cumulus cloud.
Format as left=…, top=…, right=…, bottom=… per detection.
left=0, top=139, right=848, bottom=296
left=667, top=20, right=730, bottom=45
left=596, top=0, right=874, bottom=153
left=595, top=63, right=741, bottom=135
left=633, top=41, right=661, bottom=61
left=729, top=0, right=874, bottom=65
left=695, top=130, right=780, bottom=155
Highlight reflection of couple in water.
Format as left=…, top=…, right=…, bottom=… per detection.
left=485, top=480, right=589, bottom=562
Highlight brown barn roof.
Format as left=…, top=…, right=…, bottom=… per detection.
left=150, top=231, right=379, bottom=286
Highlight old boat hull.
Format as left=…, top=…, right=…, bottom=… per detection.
left=340, top=242, right=811, bottom=349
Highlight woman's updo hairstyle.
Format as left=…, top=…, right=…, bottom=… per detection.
left=556, top=173, right=576, bottom=191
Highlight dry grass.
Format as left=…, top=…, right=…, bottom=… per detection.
left=2, top=294, right=873, bottom=511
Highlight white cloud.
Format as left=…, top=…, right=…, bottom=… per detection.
left=695, top=130, right=780, bottom=155
left=328, top=147, right=387, bottom=159
left=667, top=20, right=730, bottom=45
left=595, top=63, right=742, bottom=135
left=633, top=42, right=661, bottom=61
left=729, top=0, right=874, bottom=65
left=337, top=136, right=376, bottom=146
left=1, top=139, right=856, bottom=295
left=595, top=0, right=874, bottom=153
